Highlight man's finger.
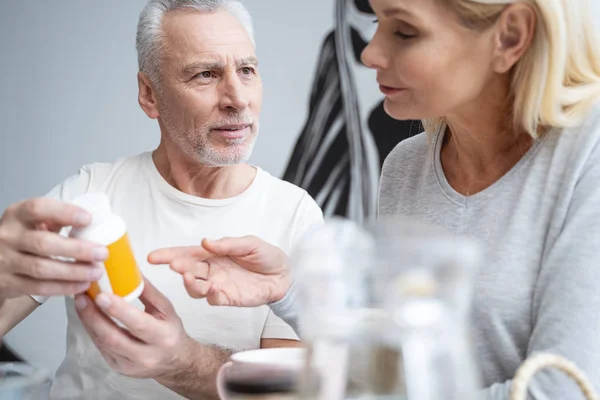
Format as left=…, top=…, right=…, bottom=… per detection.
left=138, top=278, right=176, bottom=316
left=16, top=252, right=103, bottom=282
left=206, top=284, right=231, bottom=306
left=182, top=272, right=212, bottom=299
left=92, top=292, right=163, bottom=344
left=8, top=275, right=91, bottom=297
left=15, top=198, right=91, bottom=228
left=35, top=222, right=65, bottom=233
left=170, top=258, right=210, bottom=279
left=201, top=236, right=260, bottom=257
left=147, top=246, right=212, bottom=265
left=75, top=294, right=146, bottom=356
left=17, top=230, right=108, bottom=262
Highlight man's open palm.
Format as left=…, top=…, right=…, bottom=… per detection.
left=148, top=236, right=291, bottom=307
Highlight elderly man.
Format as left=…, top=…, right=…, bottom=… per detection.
left=0, top=0, right=322, bottom=399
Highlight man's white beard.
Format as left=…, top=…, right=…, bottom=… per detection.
left=195, top=135, right=257, bottom=167
left=161, top=114, right=258, bottom=167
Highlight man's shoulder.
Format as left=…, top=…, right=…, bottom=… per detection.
left=46, top=152, right=150, bottom=201
left=79, top=152, right=149, bottom=182
left=258, top=167, right=314, bottom=201
left=256, top=167, right=323, bottom=222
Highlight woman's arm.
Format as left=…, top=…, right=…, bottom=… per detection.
left=268, top=281, right=299, bottom=334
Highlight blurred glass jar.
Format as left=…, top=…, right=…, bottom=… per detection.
left=0, top=362, right=51, bottom=400
left=292, top=217, right=482, bottom=400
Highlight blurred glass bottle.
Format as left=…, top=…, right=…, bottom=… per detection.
left=292, top=217, right=482, bottom=400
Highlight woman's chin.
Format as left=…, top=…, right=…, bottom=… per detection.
left=382, top=98, right=424, bottom=122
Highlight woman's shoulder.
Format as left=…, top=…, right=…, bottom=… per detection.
left=381, top=131, right=430, bottom=177
left=551, top=101, right=600, bottom=167
left=378, top=131, right=432, bottom=215
left=576, top=100, right=600, bottom=145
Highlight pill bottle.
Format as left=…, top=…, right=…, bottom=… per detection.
left=69, top=193, right=144, bottom=302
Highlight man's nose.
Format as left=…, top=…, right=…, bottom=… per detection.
left=219, top=74, right=250, bottom=111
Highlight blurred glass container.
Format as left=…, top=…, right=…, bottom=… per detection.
left=0, top=362, right=51, bottom=400
left=292, top=217, right=482, bottom=400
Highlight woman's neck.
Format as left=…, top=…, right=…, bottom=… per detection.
left=441, top=90, right=534, bottom=196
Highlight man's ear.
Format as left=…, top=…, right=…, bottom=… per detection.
left=138, top=72, right=160, bottom=119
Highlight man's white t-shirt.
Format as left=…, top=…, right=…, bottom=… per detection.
left=34, top=151, right=323, bottom=399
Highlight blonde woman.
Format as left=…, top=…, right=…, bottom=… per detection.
left=151, top=0, right=600, bottom=397
left=363, top=0, right=600, bottom=397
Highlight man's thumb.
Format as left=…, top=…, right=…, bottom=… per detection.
left=139, top=278, right=175, bottom=315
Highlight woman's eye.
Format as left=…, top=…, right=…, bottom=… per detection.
left=395, top=31, right=417, bottom=40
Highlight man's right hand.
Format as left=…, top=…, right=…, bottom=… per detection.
left=0, top=198, right=109, bottom=301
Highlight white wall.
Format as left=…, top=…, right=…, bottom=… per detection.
left=0, top=0, right=336, bottom=373
left=594, top=1, right=600, bottom=21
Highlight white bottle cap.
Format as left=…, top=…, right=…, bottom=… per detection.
left=71, top=192, right=112, bottom=224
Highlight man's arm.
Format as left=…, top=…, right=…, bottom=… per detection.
left=0, top=296, right=40, bottom=338
left=155, top=339, right=302, bottom=398
left=154, top=340, right=233, bottom=399
left=160, top=338, right=305, bottom=398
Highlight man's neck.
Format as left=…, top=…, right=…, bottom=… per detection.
left=152, top=142, right=256, bottom=200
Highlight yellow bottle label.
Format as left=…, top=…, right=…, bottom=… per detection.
left=87, top=233, right=143, bottom=300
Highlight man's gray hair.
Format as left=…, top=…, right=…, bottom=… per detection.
left=136, top=0, right=255, bottom=84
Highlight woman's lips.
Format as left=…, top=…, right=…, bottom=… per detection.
left=379, top=84, right=406, bottom=96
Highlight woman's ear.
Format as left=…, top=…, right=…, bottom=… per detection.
left=491, top=3, right=537, bottom=73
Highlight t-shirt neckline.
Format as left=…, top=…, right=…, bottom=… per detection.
left=144, top=152, right=263, bottom=207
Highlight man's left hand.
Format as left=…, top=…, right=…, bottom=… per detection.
left=74, top=278, right=195, bottom=380
left=148, top=236, right=291, bottom=307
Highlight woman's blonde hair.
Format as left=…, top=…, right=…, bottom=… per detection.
left=423, top=0, right=600, bottom=138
